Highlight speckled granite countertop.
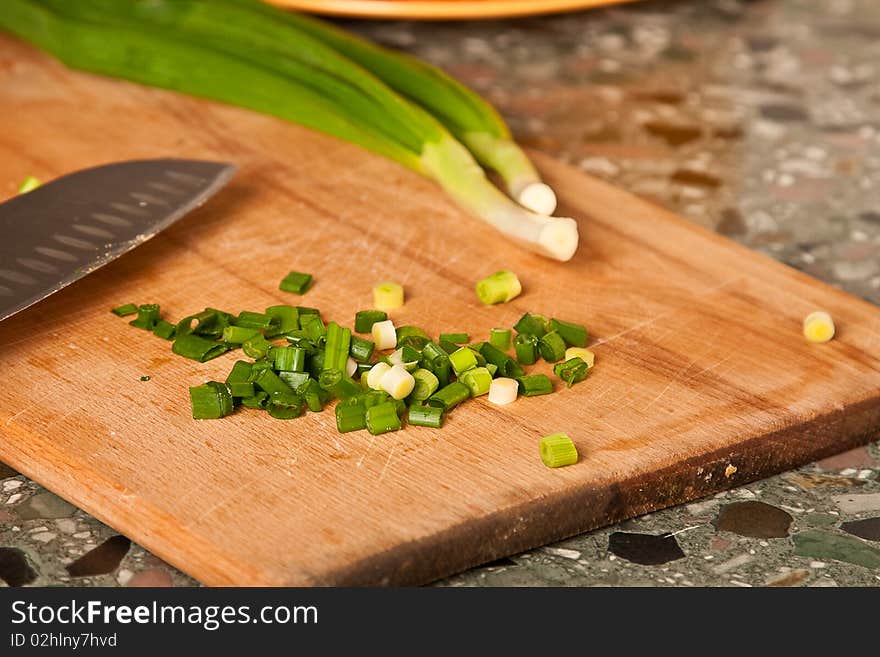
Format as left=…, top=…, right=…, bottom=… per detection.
left=1, top=0, right=879, bottom=588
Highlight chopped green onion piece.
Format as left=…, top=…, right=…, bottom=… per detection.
left=265, top=305, right=300, bottom=335
left=380, top=364, right=416, bottom=400
left=325, top=322, right=352, bottom=372
left=538, top=331, right=566, bottom=363
left=365, top=401, right=402, bottom=435
left=140, top=376, right=151, bottom=382
left=410, top=368, right=440, bottom=401
left=111, top=303, right=138, bottom=317
left=129, top=303, right=160, bottom=330
left=242, top=334, right=273, bottom=359
left=489, top=328, right=512, bottom=351
left=189, top=382, right=233, bottom=419
left=427, top=381, right=471, bottom=411
left=488, top=377, right=518, bottom=405
left=152, top=319, right=177, bottom=341
left=235, top=311, right=278, bottom=331
left=354, top=309, right=387, bottom=333
left=221, top=325, right=261, bottom=344
left=407, top=405, right=445, bottom=428
left=468, top=346, right=487, bottom=367
left=373, top=281, right=404, bottom=310
left=460, top=366, right=492, bottom=397
left=226, top=360, right=255, bottom=397
left=300, top=313, right=326, bottom=341
left=267, top=391, right=304, bottom=419
left=241, top=392, right=268, bottom=409
left=279, top=371, right=310, bottom=391
left=371, top=319, right=397, bottom=350
left=349, top=335, right=375, bottom=361
left=279, top=270, right=313, bottom=295
left=440, top=332, right=469, bottom=344
left=449, top=347, right=478, bottom=375
left=549, top=318, right=588, bottom=348
left=172, top=334, right=231, bottom=362
left=438, top=339, right=461, bottom=356
left=514, top=312, right=549, bottom=337
left=273, top=346, right=306, bottom=372
left=514, top=333, right=539, bottom=365
left=553, top=358, right=590, bottom=388
left=252, top=367, right=294, bottom=396
left=320, top=369, right=363, bottom=399
left=298, top=378, right=326, bottom=412
left=296, top=306, right=320, bottom=318
left=176, top=310, right=219, bottom=337
left=355, top=361, right=374, bottom=377
left=18, top=176, right=41, bottom=194
left=306, top=349, right=325, bottom=377
left=475, top=270, right=522, bottom=305
left=336, top=402, right=367, bottom=433
left=540, top=432, right=579, bottom=468
left=486, top=362, right=498, bottom=377
left=565, top=347, right=595, bottom=368
left=420, top=342, right=446, bottom=362
left=396, top=325, right=430, bottom=349
left=479, top=343, right=525, bottom=378
left=517, top=374, right=553, bottom=397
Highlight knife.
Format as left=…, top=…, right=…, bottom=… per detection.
left=0, top=158, right=235, bottom=322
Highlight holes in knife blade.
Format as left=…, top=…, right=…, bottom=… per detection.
left=165, top=170, right=206, bottom=186
left=53, top=234, right=96, bottom=250
left=17, top=258, right=57, bottom=274
left=147, top=181, right=185, bottom=195
left=0, top=269, right=37, bottom=285
left=130, top=191, right=169, bottom=206
left=109, top=202, right=150, bottom=218
left=0, top=284, right=12, bottom=296
left=91, top=212, right=132, bottom=228
left=35, top=246, right=78, bottom=262
left=72, top=224, right=115, bottom=239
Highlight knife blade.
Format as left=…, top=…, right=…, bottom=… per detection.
left=0, top=158, right=235, bottom=322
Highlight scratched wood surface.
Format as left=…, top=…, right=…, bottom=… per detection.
left=1, top=35, right=880, bottom=586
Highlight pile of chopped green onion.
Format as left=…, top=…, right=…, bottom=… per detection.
left=111, top=288, right=594, bottom=437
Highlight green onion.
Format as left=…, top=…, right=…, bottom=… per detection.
left=298, top=378, right=327, bottom=412
left=354, top=310, right=387, bottom=333
left=516, top=374, right=553, bottom=397
left=407, top=405, right=444, bottom=428
left=111, top=303, right=138, bottom=317
left=565, top=347, right=595, bottom=368
left=486, top=362, right=498, bottom=377
left=221, top=325, right=261, bottom=344
left=479, top=343, right=525, bottom=378
left=172, top=334, right=230, bottom=362
left=279, top=371, right=310, bottom=391
left=266, top=391, right=304, bottom=419
left=372, top=319, right=397, bottom=351
left=440, top=332, right=469, bottom=344
left=176, top=309, right=218, bottom=337
left=438, top=339, right=461, bottom=356
left=365, top=401, right=402, bottom=435
left=242, top=334, right=273, bottom=359
left=349, top=335, right=375, bottom=361
left=152, top=319, right=177, bottom=341
left=549, top=318, right=588, bottom=348
left=300, top=313, right=326, bottom=341
left=475, top=270, right=522, bottom=305
left=241, top=392, right=268, bottom=409
left=514, top=333, right=539, bottom=365
left=489, top=328, right=512, bottom=351
left=225, top=360, right=255, bottom=397
left=323, top=322, right=352, bottom=373
left=129, top=303, right=160, bottom=330
left=460, top=367, right=492, bottom=397
left=427, top=381, right=471, bottom=411
left=297, top=306, right=320, bottom=318
left=252, top=367, right=294, bottom=396
left=189, top=381, right=233, bottom=419
left=374, top=281, right=404, bottom=310
left=320, top=370, right=363, bottom=399
left=235, top=310, right=278, bottom=331
left=18, top=175, right=41, bottom=194
left=279, top=270, right=313, bottom=295
left=265, top=304, right=299, bottom=333
left=336, top=402, right=367, bottom=433
left=396, top=325, right=430, bottom=349
left=410, top=368, right=440, bottom=402
left=514, top=312, right=549, bottom=338
left=379, top=364, right=415, bottom=400
left=538, top=331, right=566, bottom=363
left=540, top=432, right=578, bottom=468
left=468, top=346, right=488, bottom=367
left=355, top=361, right=374, bottom=377
left=553, top=358, right=590, bottom=388
left=449, top=347, right=478, bottom=376
left=488, top=377, right=518, bottom=405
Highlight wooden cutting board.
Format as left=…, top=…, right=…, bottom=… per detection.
left=2, top=35, right=879, bottom=586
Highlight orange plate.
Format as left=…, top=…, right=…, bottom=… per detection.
left=268, top=0, right=637, bottom=20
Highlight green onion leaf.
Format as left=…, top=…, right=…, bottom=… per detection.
left=514, top=333, right=539, bottom=365
left=241, top=392, right=268, bottom=409
left=189, top=381, right=233, bottom=419
left=336, top=402, right=367, bottom=433
left=128, top=303, right=160, bottom=330
left=553, top=357, right=590, bottom=388
left=489, top=328, right=512, bottom=351
left=274, top=346, right=306, bottom=372
left=267, top=391, right=304, bottom=419
left=221, top=325, right=261, bottom=344
left=427, top=381, right=471, bottom=411
left=513, top=312, right=549, bottom=338
left=479, top=342, right=525, bottom=378
left=396, top=325, right=430, bottom=349
left=225, top=360, right=255, bottom=397
left=410, top=368, right=440, bottom=402
left=439, top=332, right=469, bottom=344
left=407, top=405, right=445, bottom=428
left=265, top=305, right=300, bottom=334
left=349, top=335, right=375, bottom=361
left=152, top=319, right=177, bottom=341
left=354, top=309, right=387, bottom=333
left=449, top=347, right=478, bottom=375
left=460, top=367, right=492, bottom=397
left=540, top=432, right=578, bottom=468
left=172, top=334, right=231, bottom=362
left=365, top=401, right=402, bottom=435
left=234, top=311, right=278, bottom=331
left=111, top=303, right=138, bottom=317
left=475, top=270, right=521, bottom=305
left=549, top=318, right=588, bottom=348
left=516, top=374, right=553, bottom=397
left=242, top=334, right=274, bottom=359
left=538, top=331, right=566, bottom=363
left=279, top=270, right=313, bottom=295
left=252, top=367, right=294, bottom=396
